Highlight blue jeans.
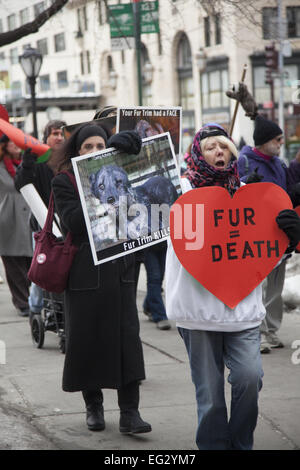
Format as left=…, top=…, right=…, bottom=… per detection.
left=178, top=326, right=263, bottom=450
left=28, top=282, right=43, bottom=314
left=143, top=244, right=167, bottom=323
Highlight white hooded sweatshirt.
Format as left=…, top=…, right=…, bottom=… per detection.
left=165, top=178, right=266, bottom=332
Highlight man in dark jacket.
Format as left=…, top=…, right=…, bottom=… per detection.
left=238, top=115, right=300, bottom=354
left=15, top=120, right=66, bottom=320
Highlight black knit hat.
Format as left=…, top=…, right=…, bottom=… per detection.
left=253, top=115, right=283, bottom=146
left=75, top=124, right=108, bottom=153
left=0, top=134, right=9, bottom=144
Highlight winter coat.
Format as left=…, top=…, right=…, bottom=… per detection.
left=165, top=178, right=266, bottom=332
left=238, top=146, right=300, bottom=199
left=52, top=172, right=145, bottom=392
left=15, top=161, right=54, bottom=231
left=0, top=161, right=33, bottom=256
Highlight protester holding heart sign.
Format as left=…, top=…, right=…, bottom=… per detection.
left=238, top=116, right=300, bottom=353
left=165, top=123, right=300, bottom=450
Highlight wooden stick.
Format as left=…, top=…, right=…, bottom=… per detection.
left=229, top=64, right=248, bottom=137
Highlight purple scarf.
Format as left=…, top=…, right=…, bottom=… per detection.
left=183, top=127, right=240, bottom=196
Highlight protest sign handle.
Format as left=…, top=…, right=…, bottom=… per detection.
left=229, top=64, right=248, bottom=137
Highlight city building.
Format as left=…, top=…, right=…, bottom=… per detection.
left=0, top=0, right=299, bottom=159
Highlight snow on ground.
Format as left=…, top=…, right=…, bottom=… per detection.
left=282, top=253, right=300, bottom=311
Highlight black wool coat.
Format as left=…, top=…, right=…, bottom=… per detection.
left=15, top=162, right=54, bottom=231
left=52, top=172, right=145, bottom=392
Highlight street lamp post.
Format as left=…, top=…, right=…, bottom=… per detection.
left=19, top=47, right=43, bottom=138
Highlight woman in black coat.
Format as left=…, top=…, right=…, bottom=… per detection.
left=52, top=123, right=151, bottom=434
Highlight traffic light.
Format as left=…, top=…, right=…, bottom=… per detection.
left=265, top=43, right=278, bottom=85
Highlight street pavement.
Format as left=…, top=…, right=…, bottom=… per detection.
left=0, top=260, right=299, bottom=451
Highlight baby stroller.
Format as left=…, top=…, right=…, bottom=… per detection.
left=30, top=291, right=66, bottom=353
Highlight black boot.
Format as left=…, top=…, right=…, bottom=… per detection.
left=118, top=381, right=152, bottom=434
left=82, top=390, right=105, bottom=431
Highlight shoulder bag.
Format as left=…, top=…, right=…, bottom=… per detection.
left=27, top=171, right=79, bottom=293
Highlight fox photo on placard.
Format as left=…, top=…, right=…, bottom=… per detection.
left=72, top=133, right=182, bottom=265
left=116, top=106, right=182, bottom=158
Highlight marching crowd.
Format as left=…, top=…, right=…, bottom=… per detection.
left=1, top=99, right=300, bottom=450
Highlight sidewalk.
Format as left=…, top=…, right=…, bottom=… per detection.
left=0, top=261, right=299, bottom=450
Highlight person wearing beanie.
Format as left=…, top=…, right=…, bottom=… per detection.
left=14, top=120, right=66, bottom=322
left=165, top=123, right=300, bottom=450
left=237, top=115, right=300, bottom=354
left=0, top=135, right=32, bottom=316
left=51, top=123, right=151, bottom=435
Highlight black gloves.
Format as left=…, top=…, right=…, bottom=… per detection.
left=245, top=168, right=264, bottom=184
left=22, top=148, right=38, bottom=169
left=276, top=209, right=300, bottom=253
left=289, top=182, right=300, bottom=208
left=226, top=82, right=258, bottom=120
left=107, top=130, right=142, bottom=155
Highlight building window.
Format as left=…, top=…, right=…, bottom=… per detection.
left=262, top=7, right=277, bottom=39
left=97, top=0, right=107, bottom=25
left=39, top=74, right=50, bottom=91
left=37, top=38, right=48, bottom=56
left=20, top=8, right=30, bottom=25
left=253, top=64, right=299, bottom=104
left=204, top=17, right=211, bottom=47
left=10, top=47, right=18, bottom=65
left=215, top=14, right=221, bottom=45
left=34, top=2, right=45, bottom=18
left=287, top=7, right=300, bottom=38
left=7, top=14, right=16, bottom=31
left=54, top=33, right=66, bottom=52
left=77, top=6, right=88, bottom=33
left=80, top=51, right=91, bottom=75
left=201, top=67, right=229, bottom=110
left=57, top=71, right=68, bottom=88
left=80, top=52, right=84, bottom=75
left=86, top=51, right=91, bottom=74
left=141, top=44, right=152, bottom=106
left=177, top=34, right=193, bottom=108
left=176, top=33, right=195, bottom=151
left=11, top=81, right=22, bottom=99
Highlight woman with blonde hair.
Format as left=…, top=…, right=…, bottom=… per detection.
left=165, top=123, right=300, bottom=450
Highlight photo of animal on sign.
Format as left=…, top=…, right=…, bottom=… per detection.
left=72, top=133, right=182, bottom=265
left=116, top=106, right=182, bottom=158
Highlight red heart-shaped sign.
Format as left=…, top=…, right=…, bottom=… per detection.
left=294, top=205, right=300, bottom=252
left=170, top=182, right=292, bottom=308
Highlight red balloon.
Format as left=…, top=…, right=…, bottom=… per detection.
left=170, top=182, right=292, bottom=308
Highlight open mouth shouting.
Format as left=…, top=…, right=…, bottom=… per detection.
left=214, top=159, right=226, bottom=169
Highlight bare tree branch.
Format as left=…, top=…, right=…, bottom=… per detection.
left=0, top=0, right=68, bottom=47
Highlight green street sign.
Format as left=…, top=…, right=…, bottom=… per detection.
left=108, top=4, right=134, bottom=38
left=141, top=1, right=159, bottom=34
left=108, top=1, right=159, bottom=38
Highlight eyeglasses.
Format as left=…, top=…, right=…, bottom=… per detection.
left=199, top=126, right=229, bottom=141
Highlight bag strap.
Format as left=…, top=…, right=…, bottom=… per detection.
left=43, top=172, right=77, bottom=235
left=43, top=191, right=56, bottom=234
left=58, top=170, right=79, bottom=194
